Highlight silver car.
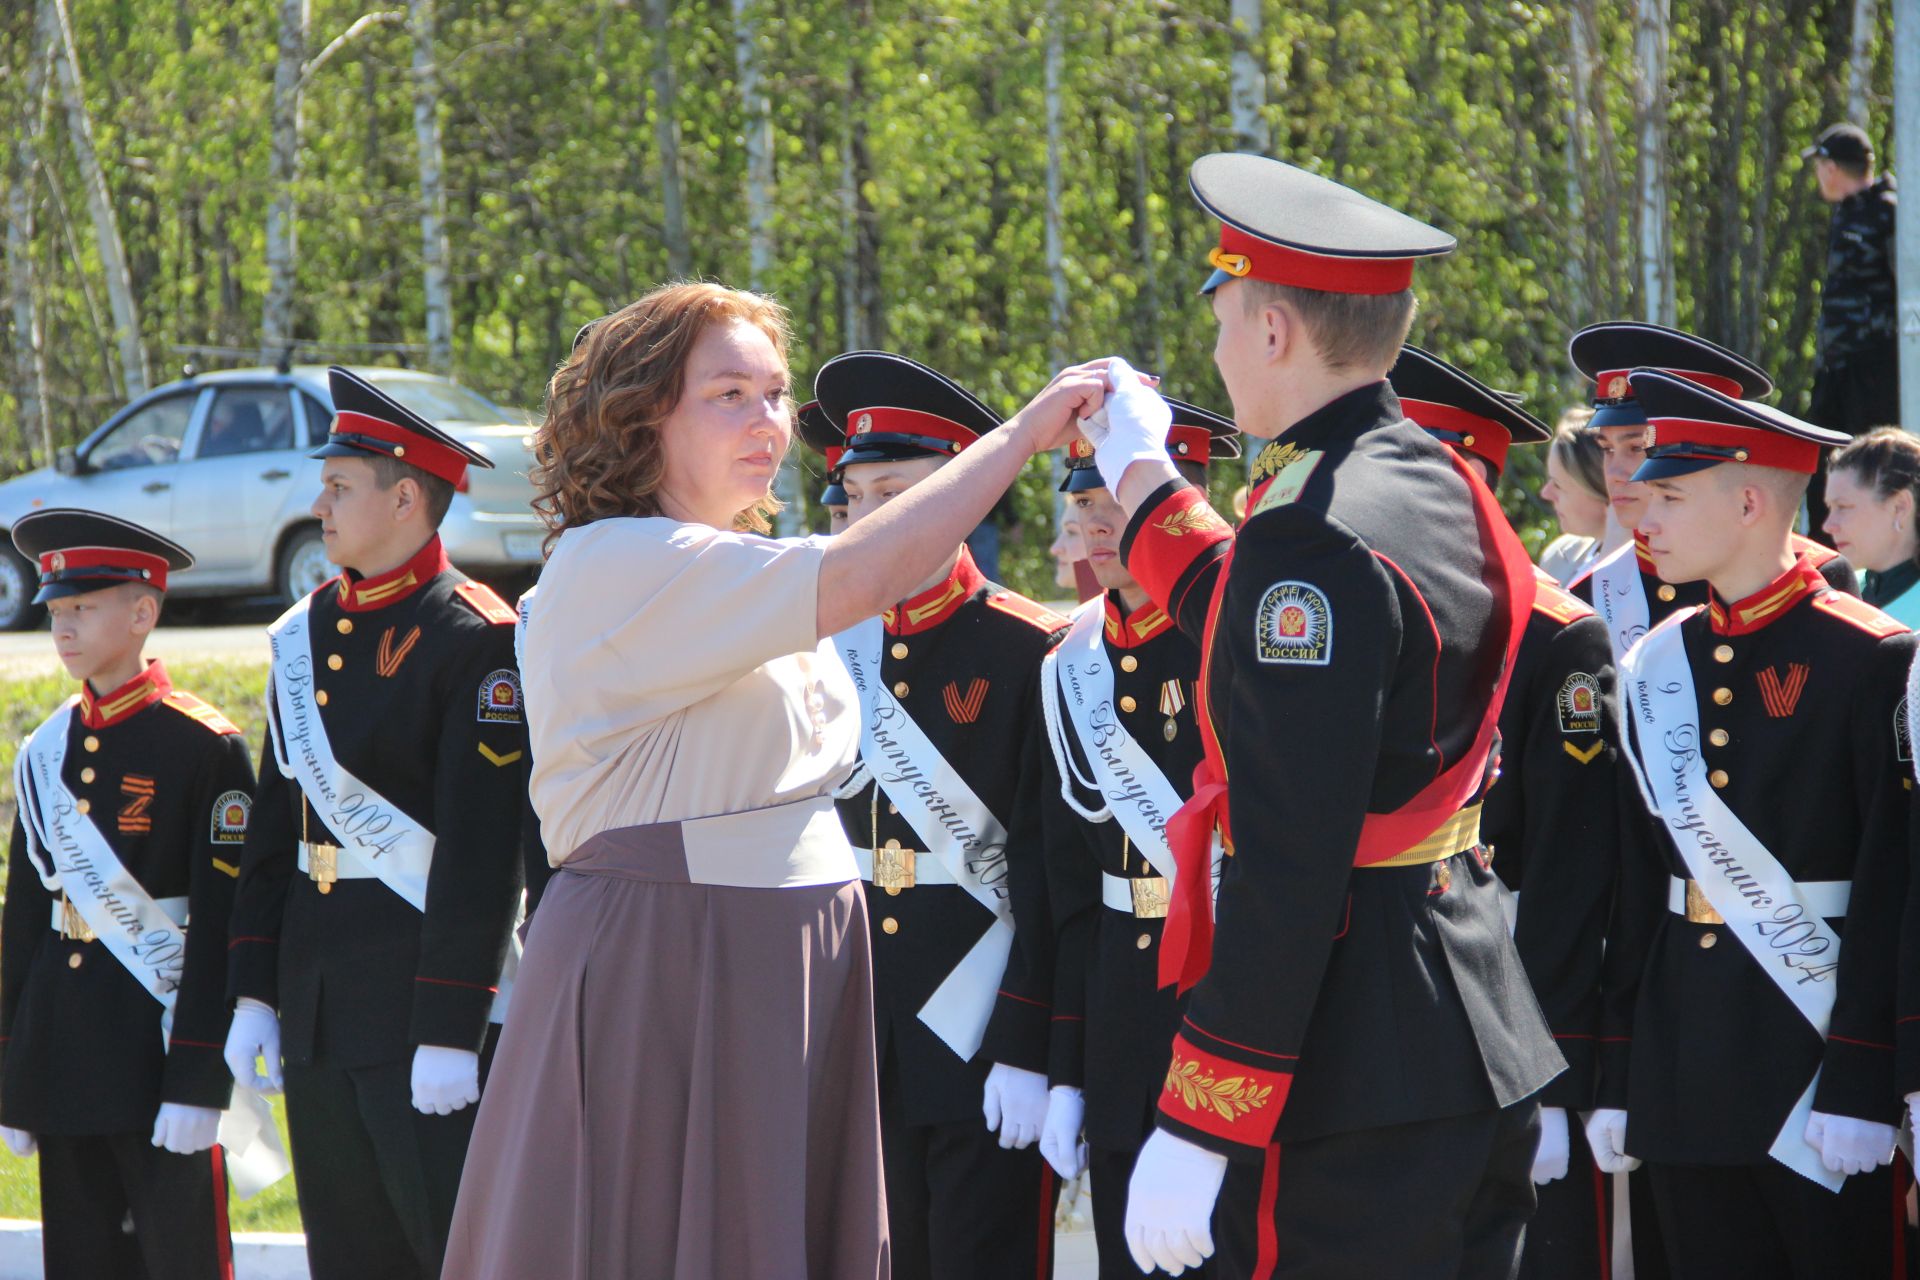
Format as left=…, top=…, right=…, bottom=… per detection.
left=0, top=365, right=545, bottom=629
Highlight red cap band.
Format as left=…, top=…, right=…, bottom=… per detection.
left=331, top=410, right=470, bottom=485
left=845, top=406, right=978, bottom=452
left=1593, top=368, right=1744, bottom=402
left=1212, top=223, right=1418, bottom=296
left=38, top=545, right=171, bottom=591
left=1166, top=424, right=1217, bottom=465
left=1646, top=417, right=1820, bottom=473
left=1400, top=398, right=1512, bottom=475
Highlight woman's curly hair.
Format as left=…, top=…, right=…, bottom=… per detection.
left=532, top=281, right=792, bottom=550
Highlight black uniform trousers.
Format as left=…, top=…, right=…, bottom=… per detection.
left=38, top=1132, right=228, bottom=1280
left=1087, top=1144, right=1215, bottom=1280
left=1647, top=1158, right=1904, bottom=1280
left=1805, top=345, right=1902, bottom=537
left=1517, top=1120, right=1608, bottom=1280
left=1211, top=1098, right=1539, bottom=1280
left=880, top=1052, right=1055, bottom=1280
left=284, top=1029, right=497, bottom=1280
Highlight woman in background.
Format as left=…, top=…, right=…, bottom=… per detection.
left=1824, top=426, right=1920, bottom=628
left=1536, top=407, right=1611, bottom=583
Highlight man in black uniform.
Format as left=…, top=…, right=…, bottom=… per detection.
left=3, top=510, right=255, bottom=1280
left=1094, top=154, right=1563, bottom=1278
left=1591, top=370, right=1910, bottom=1277
left=813, top=350, right=1069, bottom=1279
left=1031, top=402, right=1236, bottom=1278
left=222, top=368, right=530, bottom=1280
left=1393, top=346, right=1619, bottom=1279
left=795, top=398, right=850, bottom=533
left=1805, top=124, right=1901, bottom=439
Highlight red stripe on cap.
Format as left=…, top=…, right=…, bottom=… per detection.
left=39, top=545, right=170, bottom=591
left=1400, top=397, right=1512, bottom=474
left=1166, top=424, right=1216, bottom=466
left=331, top=410, right=470, bottom=484
left=824, top=445, right=844, bottom=469
left=1647, top=416, right=1820, bottom=473
left=1215, top=223, right=1417, bottom=295
left=845, top=405, right=978, bottom=451
left=1596, top=368, right=1744, bottom=400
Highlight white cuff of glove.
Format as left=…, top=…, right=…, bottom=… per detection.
left=410, top=1045, right=481, bottom=1116
left=1584, top=1107, right=1640, bottom=1173
left=1039, top=1085, right=1088, bottom=1180
left=1806, top=1110, right=1897, bottom=1177
left=1090, top=357, right=1172, bottom=493
left=981, top=1063, right=1049, bottom=1150
left=151, top=1102, right=222, bottom=1155
left=223, top=998, right=283, bottom=1094
left=1125, top=1128, right=1228, bottom=1276
left=1531, top=1106, right=1570, bottom=1185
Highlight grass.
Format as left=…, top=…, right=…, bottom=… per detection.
left=0, top=656, right=301, bottom=1230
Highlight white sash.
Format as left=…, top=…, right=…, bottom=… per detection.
left=1588, top=541, right=1653, bottom=670
left=1619, top=611, right=1846, bottom=1190
left=14, top=705, right=291, bottom=1198
left=1040, top=601, right=1183, bottom=884
left=269, top=594, right=518, bottom=1023
left=834, top=616, right=1015, bottom=1060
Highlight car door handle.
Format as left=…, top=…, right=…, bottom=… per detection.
left=141, top=481, right=171, bottom=494
left=260, top=469, right=291, bottom=481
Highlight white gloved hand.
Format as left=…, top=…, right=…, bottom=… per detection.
left=1531, top=1106, right=1570, bottom=1184
left=223, top=998, right=284, bottom=1094
left=981, top=1063, right=1049, bottom=1150
left=1585, top=1108, right=1640, bottom=1173
left=410, top=1045, right=481, bottom=1116
left=1125, top=1128, right=1228, bottom=1276
left=150, top=1102, right=222, bottom=1155
left=1905, top=1092, right=1920, bottom=1155
left=1090, top=357, right=1173, bottom=493
left=0, top=1127, right=35, bottom=1158
left=1039, top=1085, right=1089, bottom=1179
left=1806, top=1110, right=1897, bottom=1176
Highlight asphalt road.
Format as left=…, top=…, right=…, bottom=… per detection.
left=0, top=606, right=277, bottom=677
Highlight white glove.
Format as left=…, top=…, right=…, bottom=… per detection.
left=1806, top=1110, right=1897, bottom=1176
left=1089, top=357, right=1173, bottom=493
left=981, top=1063, right=1048, bottom=1150
left=1039, top=1085, right=1089, bottom=1179
left=1125, top=1128, right=1228, bottom=1276
left=1905, top=1091, right=1920, bottom=1155
left=411, top=1045, right=481, bottom=1116
left=223, top=998, right=283, bottom=1094
left=1, top=1127, right=35, bottom=1158
left=150, top=1102, right=221, bottom=1155
left=1585, top=1108, right=1640, bottom=1173
left=1531, top=1106, right=1570, bottom=1184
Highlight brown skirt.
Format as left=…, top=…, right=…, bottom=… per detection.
left=443, top=823, right=890, bottom=1279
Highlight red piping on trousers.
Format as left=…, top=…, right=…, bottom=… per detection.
left=212, top=1144, right=233, bottom=1280
left=1255, top=1141, right=1282, bottom=1277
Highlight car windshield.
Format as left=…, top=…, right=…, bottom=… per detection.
left=360, top=374, right=508, bottom=424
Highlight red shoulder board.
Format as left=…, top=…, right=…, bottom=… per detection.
left=1810, top=591, right=1906, bottom=638
left=985, top=592, right=1069, bottom=633
left=1792, top=534, right=1840, bottom=566
left=1532, top=578, right=1595, bottom=626
left=160, top=691, right=242, bottom=736
left=453, top=580, right=518, bottom=625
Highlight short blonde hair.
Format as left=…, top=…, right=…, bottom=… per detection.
left=1240, top=279, right=1418, bottom=372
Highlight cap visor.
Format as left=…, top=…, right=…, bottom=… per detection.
left=32, top=580, right=111, bottom=605
left=1059, top=468, right=1107, bottom=494
left=309, top=439, right=373, bottom=462
left=818, top=484, right=848, bottom=505
left=837, top=441, right=951, bottom=468
left=1632, top=455, right=1724, bottom=482
left=1589, top=403, right=1650, bottom=431
left=1198, top=268, right=1235, bottom=296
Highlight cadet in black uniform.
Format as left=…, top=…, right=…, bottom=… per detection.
left=223, top=369, right=530, bottom=1280
left=1032, top=402, right=1236, bottom=1278
left=813, top=350, right=1069, bottom=1280
left=3, top=511, right=255, bottom=1280
left=1097, top=154, right=1564, bottom=1278
left=1393, top=346, right=1619, bottom=1279
left=1592, top=371, right=1910, bottom=1278
left=796, top=398, right=850, bottom=533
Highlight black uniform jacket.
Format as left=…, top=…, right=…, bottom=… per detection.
left=2, top=662, right=254, bottom=1133
left=832, top=547, right=1067, bottom=1127
left=1119, top=381, right=1563, bottom=1159
left=1036, top=593, right=1204, bottom=1151
left=1481, top=569, right=1618, bottom=1112
left=226, top=537, right=529, bottom=1069
left=1600, top=558, right=1913, bottom=1164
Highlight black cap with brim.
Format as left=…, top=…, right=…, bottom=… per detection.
left=1059, top=396, right=1240, bottom=492
left=815, top=351, right=1001, bottom=468
left=12, top=508, right=194, bottom=604
left=1802, top=122, right=1873, bottom=166
left=315, top=367, right=494, bottom=484
left=1628, top=369, right=1848, bottom=482
left=1568, top=322, right=1772, bottom=431
left=1389, top=344, right=1550, bottom=477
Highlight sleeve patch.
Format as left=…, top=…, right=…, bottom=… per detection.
left=453, top=579, right=519, bottom=625
left=210, top=791, right=251, bottom=844
left=1557, top=673, right=1602, bottom=735
left=1254, top=581, right=1332, bottom=665
left=477, top=669, right=524, bottom=723
left=161, top=691, right=241, bottom=735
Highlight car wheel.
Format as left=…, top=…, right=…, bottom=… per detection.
left=276, top=525, right=334, bottom=606
left=0, top=542, right=45, bottom=632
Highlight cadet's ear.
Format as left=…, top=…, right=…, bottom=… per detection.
left=391, top=474, right=423, bottom=524
left=1262, top=298, right=1295, bottom=365
left=128, top=587, right=161, bottom=638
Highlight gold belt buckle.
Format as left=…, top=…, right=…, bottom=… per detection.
left=873, top=841, right=916, bottom=893
left=59, top=896, right=95, bottom=943
left=308, top=842, right=340, bottom=894
left=1684, top=879, right=1724, bottom=925
left=1130, top=876, right=1170, bottom=919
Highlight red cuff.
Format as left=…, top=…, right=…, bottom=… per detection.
left=1158, top=1033, right=1292, bottom=1148
left=1127, top=485, right=1232, bottom=616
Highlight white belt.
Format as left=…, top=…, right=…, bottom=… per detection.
left=51, top=895, right=187, bottom=935
left=297, top=841, right=381, bottom=879
left=853, top=846, right=960, bottom=886
left=1100, top=870, right=1171, bottom=919
left=1668, top=874, right=1850, bottom=921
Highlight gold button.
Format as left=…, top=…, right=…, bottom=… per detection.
left=891, top=642, right=909, bottom=660
left=316, top=690, right=330, bottom=706
left=1713, top=645, right=1734, bottom=663
left=75, top=799, right=90, bottom=815
left=1709, top=728, right=1730, bottom=747
left=327, top=654, right=343, bottom=671
left=1709, top=769, right=1730, bottom=789
left=1435, top=862, right=1453, bottom=892
left=881, top=917, right=899, bottom=935
left=67, top=953, right=82, bottom=969
left=83, top=736, right=99, bottom=753
left=887, top=803, right=899, bottom=816
left=885, top=886, right=901, bottom=896
left=79, top=768, right=95, bottom=784
left=317, top=882, right=332, bottom=895
left=1121, top=655, right=1139, bottom=673
left=1712, top=687, right=1732, bottom=706
left=1699, top=931, right=1718, bottom=949
left=1136, top=933, right=1152, bottom=950
left=336, top=618, right=353, bottom=635
left=1120, top=695, right=1138, bottom=713
left=1658, top=585, right=1677, bottom=602
left=892, top=682, right=909, bottom=697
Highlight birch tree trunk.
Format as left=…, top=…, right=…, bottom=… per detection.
left=262, top=0, right=309, bottom=364
left=1565, top=0, right=1594, bottom=318
left=1633, top=0, right=1674, bottom=325
left=410, top=0, right=453, bottom=375
left=1044, top=0, right=1067, bottom=363
left=47, top=0, right=147, bottom=398
left=8, top=0, right=56, bottom=459
left=644, top=0, right=691, bottom=277
left=1229, top=0, right=1270, bottom=156
left=1847, top=0, right=1878, bottom=125
left=732, top=0, right=773, bottom=289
